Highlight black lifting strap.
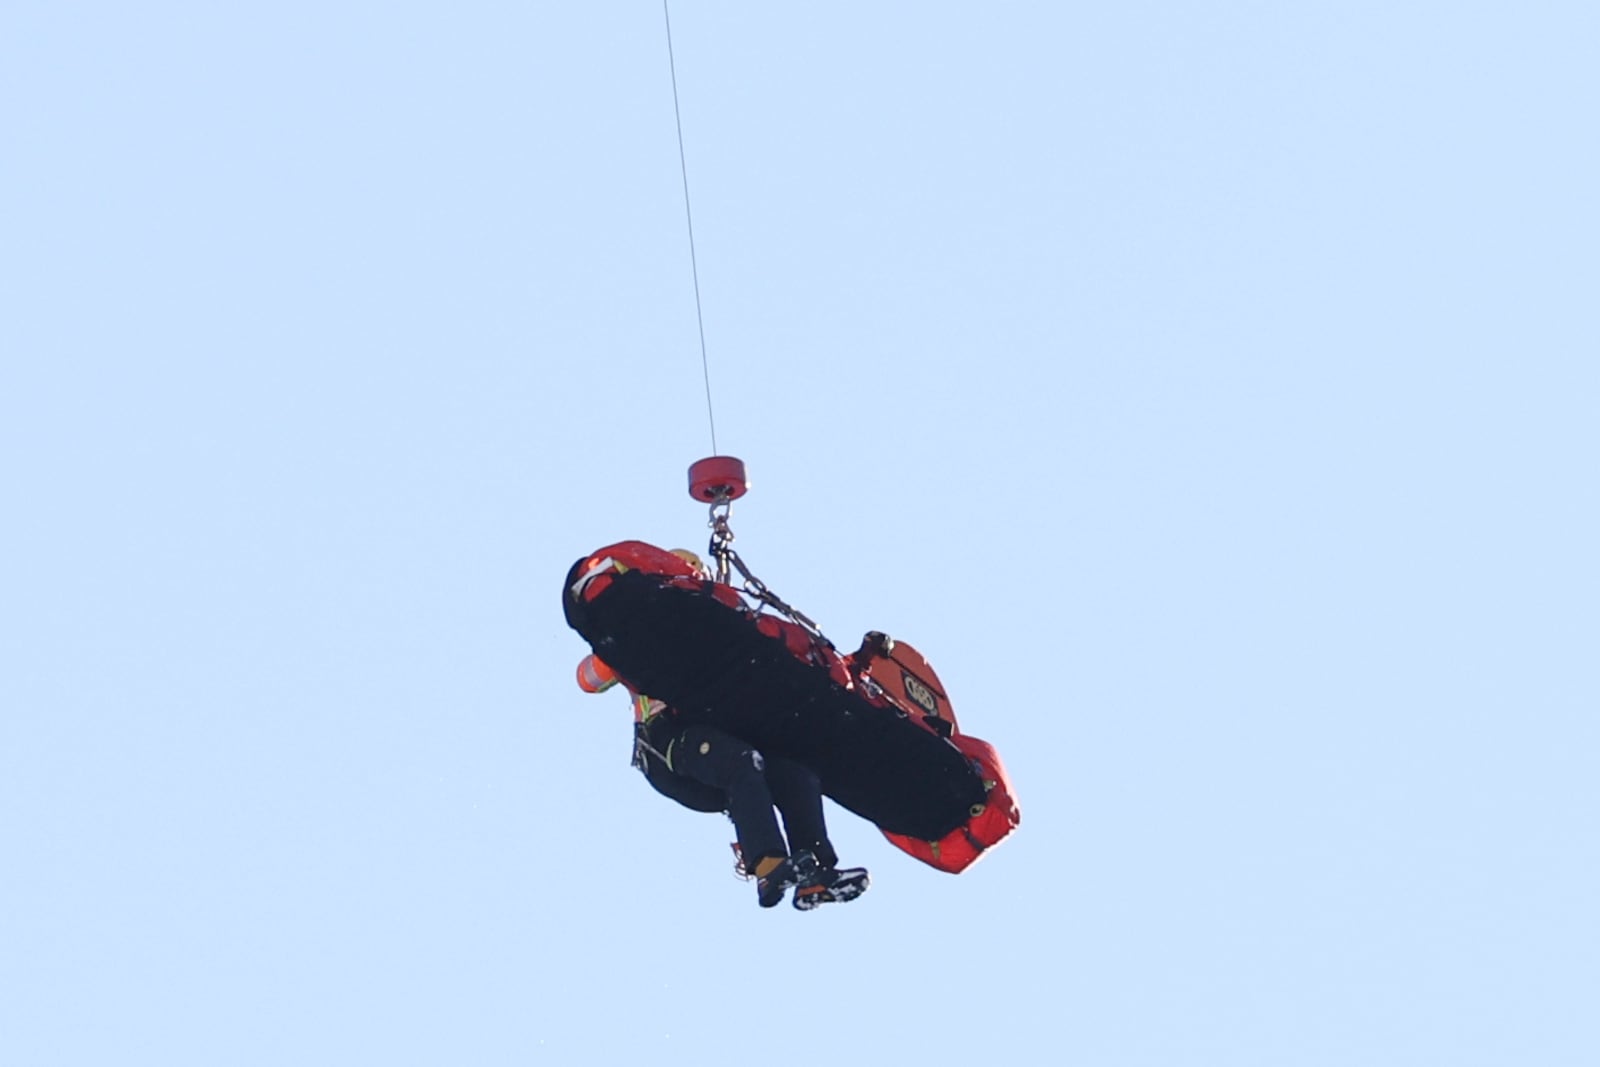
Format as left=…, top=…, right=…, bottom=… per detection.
left=633, top=718, right=673, bottom=771
left=706, top=504, right=834, bottom=651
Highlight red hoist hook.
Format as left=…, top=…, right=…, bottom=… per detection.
left=687, top=456, right=748, bottom=584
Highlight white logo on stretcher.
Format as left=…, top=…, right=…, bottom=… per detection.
left=902, top=672, right=939, bottom=715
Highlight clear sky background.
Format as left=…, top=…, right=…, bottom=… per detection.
left=3, top=3, right=1596, bottom=1065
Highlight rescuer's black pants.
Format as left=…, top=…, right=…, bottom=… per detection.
left=637, top=717, right=839, bottom=869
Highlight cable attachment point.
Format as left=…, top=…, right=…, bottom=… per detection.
left=690, top=455, right=748, bottom=584
left=688, top=455, right=748, bottom=503
left=708, top=501, right=736, bottom=584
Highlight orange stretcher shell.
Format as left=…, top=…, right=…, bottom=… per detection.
left=849, top=635, right=1021, bottom=872
left=566, top=542, right=1020, bottom=873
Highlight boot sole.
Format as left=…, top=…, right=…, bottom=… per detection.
left=793, top=872, right=870, bottom=911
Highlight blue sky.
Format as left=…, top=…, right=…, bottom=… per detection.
left=3, top=3, right=1596, bottom=1064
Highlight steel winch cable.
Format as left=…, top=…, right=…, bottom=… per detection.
left=662, top=0, right=718, bottom=455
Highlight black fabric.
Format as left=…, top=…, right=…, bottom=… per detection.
left=763, top=756, right=837, bottom=870
left=637, top=716, right=840, bottom=868
left=566, top=563, right=987, bottom=841
left=561, top=555, right=592, bottom=632
left=636, top=720, right=727, bottom=814
left=657, top=724, right=787, bottom=865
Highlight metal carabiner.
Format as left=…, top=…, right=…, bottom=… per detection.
left=707, top=502, right=736, bottom=584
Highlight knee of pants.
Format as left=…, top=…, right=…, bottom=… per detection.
left=671, top=725, right=767, bottom=790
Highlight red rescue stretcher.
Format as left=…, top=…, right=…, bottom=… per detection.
left=565, top=540, right=1020, bottom=874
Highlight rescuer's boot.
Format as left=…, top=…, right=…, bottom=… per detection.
left=793, top=864, right=870, bottom=911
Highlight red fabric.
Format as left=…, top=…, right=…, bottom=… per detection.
left=586, top=540, right=702, bottom=578
left=755, top=615, right=811, bottom=659
left=882, top=733, right=1021, bottom=874
left=754, top=615, right=851, bottom=687
left=574, top=541, right=704, bottom=603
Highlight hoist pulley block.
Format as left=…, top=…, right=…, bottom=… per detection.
left=688, top=456, right=748, bottom=503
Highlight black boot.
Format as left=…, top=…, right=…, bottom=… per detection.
left=793, top=863, right=870, bottom=911
left=755, top=851, right=818, bottom=908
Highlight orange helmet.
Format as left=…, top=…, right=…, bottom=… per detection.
left=576, top=654, right=618, bottom=693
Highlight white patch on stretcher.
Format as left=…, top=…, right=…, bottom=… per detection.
left=570, top=556, right=619, bottom=599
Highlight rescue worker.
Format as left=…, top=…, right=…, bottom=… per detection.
left=575, top=548, right=869, bottom=911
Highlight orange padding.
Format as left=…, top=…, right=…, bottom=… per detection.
left=881, top=734, right=1021, bottom=873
